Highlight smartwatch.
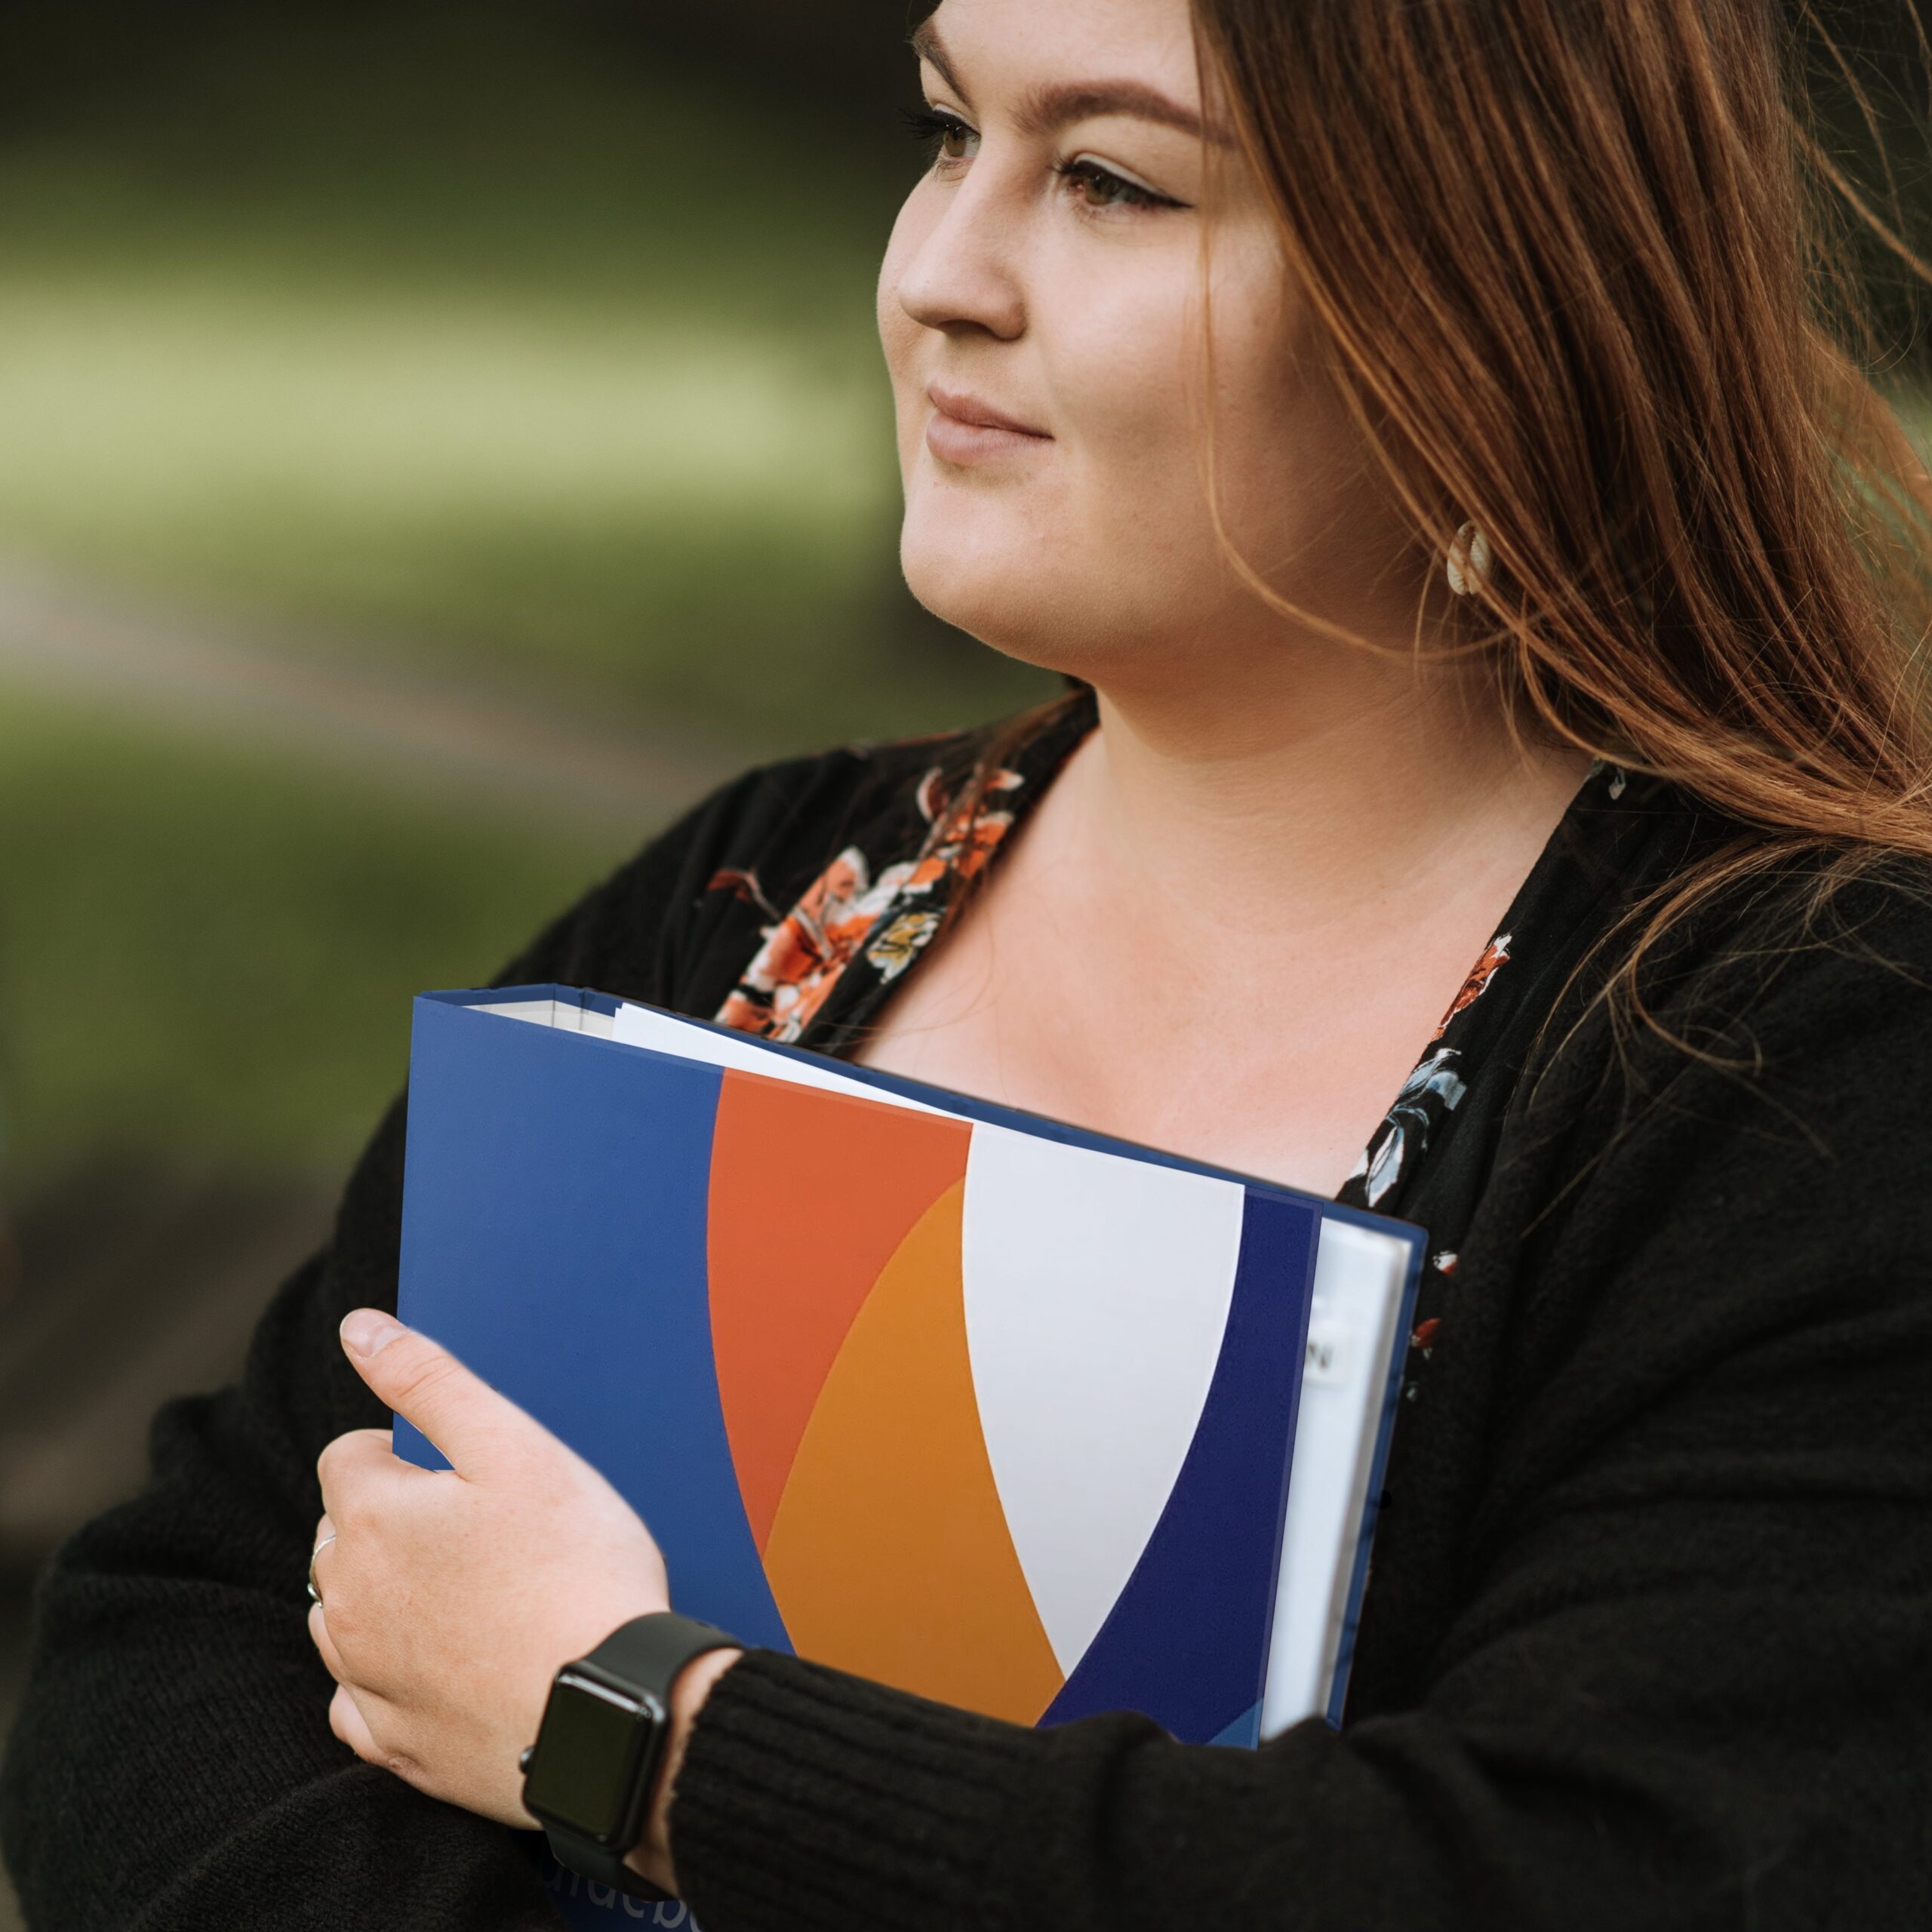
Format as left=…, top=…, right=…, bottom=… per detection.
left=518, top=1611, right=739, bottom=1901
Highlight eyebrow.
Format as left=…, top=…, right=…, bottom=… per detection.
left=909, top=20, right=1231, bottom=148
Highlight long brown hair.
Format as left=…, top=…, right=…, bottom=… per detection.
left=934, top=0, right=1932, bottom=1048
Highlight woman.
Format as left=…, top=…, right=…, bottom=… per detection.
left=5, top=0, right=1930, bottom=1924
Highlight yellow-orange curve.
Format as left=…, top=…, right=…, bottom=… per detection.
left=759, top=1177, right=1064, bottom=1724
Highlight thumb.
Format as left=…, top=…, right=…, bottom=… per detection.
left=339, top=1309, right=525, bottom=1478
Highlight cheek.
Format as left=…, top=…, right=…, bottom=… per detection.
left=1069, top=328, right=1201, bottom=539
left=1032, top=264, right=1225, bottom=564
left=1194, top=293, right=1334, bottom=564
left=898, top=262, right=1217, bottom=654
left=1055, top=248, right=1298, bottom=525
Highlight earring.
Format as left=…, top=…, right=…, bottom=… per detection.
left=1445, top=521, right=1491, bottom=597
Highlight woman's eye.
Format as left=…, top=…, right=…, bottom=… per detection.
left=1055, top=159, right=1174, bottom=212
left=903, top=107, right=978, bottom=167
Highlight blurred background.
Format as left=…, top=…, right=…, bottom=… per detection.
left=0, top=2, right=1924, bottom=1921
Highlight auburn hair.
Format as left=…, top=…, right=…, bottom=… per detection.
left=929, top=0, right=1932, bottom=1047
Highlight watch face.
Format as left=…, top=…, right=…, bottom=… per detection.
left=523, top=1669, right=660, bottom=1844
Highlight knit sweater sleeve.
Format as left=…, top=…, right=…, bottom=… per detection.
left=0, top=760, right=808, bottom=1932
left=666, top=881, right=1932, bottom=1932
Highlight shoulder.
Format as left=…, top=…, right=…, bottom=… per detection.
left=1497, top=844, right=1932, bottom=1283
left=1441, top=848, right=1932, bottom=1531
left=1626, top=848, right=1932, bottom=1089
left=494, top=708, right=1060, bottom=1008
left=616, top=730, right=958, bottom=885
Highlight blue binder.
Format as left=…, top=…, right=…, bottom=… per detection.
left=395, top=986, right=1424, bottom=1925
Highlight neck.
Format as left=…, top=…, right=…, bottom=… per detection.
left=1061, top=638, right=1592, bottom=943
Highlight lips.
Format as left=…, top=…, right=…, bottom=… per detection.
left=926, top=383, right=1048, bottom=437
left=923, top=383, right=1051, bottom=467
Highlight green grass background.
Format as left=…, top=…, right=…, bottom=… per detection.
left=0, top=7, right=1057, bottom=743
left=0, top=690, right=629, bottom=1181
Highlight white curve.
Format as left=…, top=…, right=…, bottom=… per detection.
left=960, top=1124, right=1247, bottom=1675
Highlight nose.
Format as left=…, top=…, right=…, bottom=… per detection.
left=892, top=165, right=1028, bottom=343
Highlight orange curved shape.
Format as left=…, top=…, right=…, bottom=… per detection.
left=761, top=1178, right=1064, bottom=1724
left=707, top=1069, right=971, bottom=1551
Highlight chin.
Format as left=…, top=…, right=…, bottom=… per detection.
left=900, top=556, right=1206, bottom=702
left=903, top=542, right=1072, bottom=678
left=900, top=497, right=1121, bottom=682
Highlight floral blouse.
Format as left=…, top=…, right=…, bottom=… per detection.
left=699, top=682, right=1641, bottom=1414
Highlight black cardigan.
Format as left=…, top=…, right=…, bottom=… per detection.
left=4, top=715, right=1930, bottom=1930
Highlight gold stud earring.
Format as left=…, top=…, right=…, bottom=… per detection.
left=1445, top=521, right=1491, bottom=596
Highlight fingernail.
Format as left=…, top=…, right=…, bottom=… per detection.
left=340, top=1310, right=405, bottom=1358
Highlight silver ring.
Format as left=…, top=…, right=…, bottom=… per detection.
left=307, top=1531, right=337, bottom=1608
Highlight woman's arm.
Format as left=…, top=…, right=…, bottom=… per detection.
left=0, top=1110, right=568, bottom=1930
left=652, top=884, right=1932, bottom=1932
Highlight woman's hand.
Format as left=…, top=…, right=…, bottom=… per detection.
left=307, top=1308, right=673, bottom=1830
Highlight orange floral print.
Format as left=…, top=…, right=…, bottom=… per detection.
left=1432, top=933, right=1511, bottom=1041
left=712, top=761, right=1025, bottom=1044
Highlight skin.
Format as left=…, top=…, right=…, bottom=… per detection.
left=312, top=1310, right=718, bottom=1892
left=310, top=0, right=1593, bottom=1895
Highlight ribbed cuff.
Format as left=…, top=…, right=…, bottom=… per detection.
left=669, top=1649, right=1037, bottom=1932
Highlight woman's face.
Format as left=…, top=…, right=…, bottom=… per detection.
left=879, top=0, right=1389, bottom=682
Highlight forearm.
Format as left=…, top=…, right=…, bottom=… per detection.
left=0, top=1153, right=548, bottom=1926
left=655, top=1584, right=1927, bottom=1932
left=1, top=1400, right=562, bottom=1929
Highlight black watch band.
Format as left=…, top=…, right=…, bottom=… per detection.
left=543, top=1823, right=672, bottom=1904
left=521, top=1611, right=739, bottom=1903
